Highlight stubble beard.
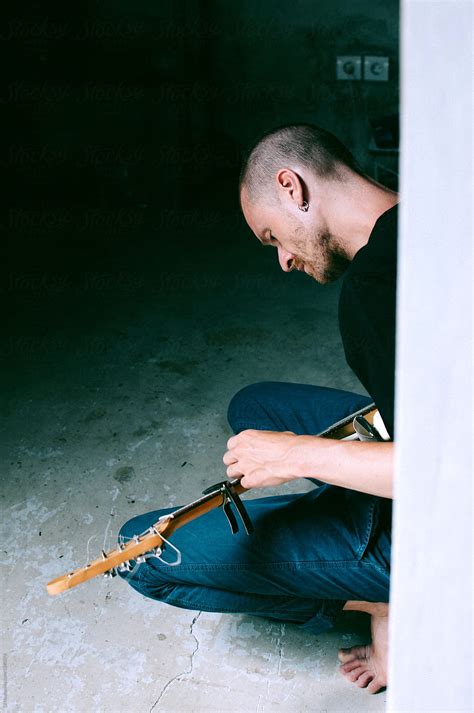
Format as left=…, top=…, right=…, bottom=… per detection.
left=293, top=229, right=350, bottom=284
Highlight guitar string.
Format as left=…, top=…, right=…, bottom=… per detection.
left=83, top=534, right=98, bottom=568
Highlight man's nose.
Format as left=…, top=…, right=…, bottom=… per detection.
left=277, top=245, right=295, bottom=272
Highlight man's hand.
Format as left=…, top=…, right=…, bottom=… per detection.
left=223, top=429, right=301, bottom=489
left=223, top=429, right=394, bottom=498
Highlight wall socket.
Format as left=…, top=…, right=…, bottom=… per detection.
left=336, top=56, right=362, bottom=81
left=336, top=55, right=389, bottom=81
left=364, top=56, right=389, bottom=81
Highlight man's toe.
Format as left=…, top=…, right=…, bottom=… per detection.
left=367, top=678, right=386, bottom=694
left=347, top=665, right=368, bottom=682
left=338, top=645, right=368, bottom=663
left=356, top=671, right=374, bottom=688
left=340, top=659, right=364, bottom=674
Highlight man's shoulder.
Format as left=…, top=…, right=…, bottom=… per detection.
left=339, top=203, right=398, bottom=316
left=346, top=203, right=398, bottom=279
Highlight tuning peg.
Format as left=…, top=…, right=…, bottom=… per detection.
left=117, top=561, right=132, bottom=573
left=103, top=568, right=117, bottom=578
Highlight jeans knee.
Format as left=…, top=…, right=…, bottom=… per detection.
left=227, top=381, right=276, bottom=432
left=118, top=561, right=174, bottom=603
left=118, top=518, right=138, bottom=545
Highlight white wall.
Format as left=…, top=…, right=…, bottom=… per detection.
left=388, top=1, right=473, bottom=711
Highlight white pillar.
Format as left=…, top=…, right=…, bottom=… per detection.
left=388, top=1, right=473, bottom=711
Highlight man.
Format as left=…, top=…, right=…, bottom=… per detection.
left=119, top=124, right=398, bottom=694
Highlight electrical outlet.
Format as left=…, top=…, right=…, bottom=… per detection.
left=336, top=56, right=362, bottom=81
left=364, top=56, right=389, bottom=81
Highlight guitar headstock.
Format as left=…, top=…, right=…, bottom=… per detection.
left=46, top=480, right=248, bottom=596
left=46, top=515, right=174, bottom=595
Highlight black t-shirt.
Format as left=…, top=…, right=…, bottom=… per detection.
left=338, top=204, right=398, bottom=439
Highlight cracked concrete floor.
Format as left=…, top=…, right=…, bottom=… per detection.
left=2, top=214, right=386, bottom=712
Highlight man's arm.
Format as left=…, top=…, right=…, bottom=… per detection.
left=298, top=435, right=393, bottom=498
left=223, top=430, right=394, bottom=499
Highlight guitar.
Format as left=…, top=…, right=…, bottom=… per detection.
left=46, top=403, right=378, bottom=595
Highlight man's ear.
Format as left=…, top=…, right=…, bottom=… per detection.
left=275, top=169, right=305, bottom=207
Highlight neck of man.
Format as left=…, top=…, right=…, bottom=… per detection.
left=321, top=172, right=399, bottom=261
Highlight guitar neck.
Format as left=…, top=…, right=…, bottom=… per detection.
left=159, top=481, right=246, bottom=536
left=318, top=402, right=376, bottom=440
left=46, top=402, right=377, bottom=595
left=159, top=402, right=376, bottom=536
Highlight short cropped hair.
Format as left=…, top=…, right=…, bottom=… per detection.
left=239, top=123, right=363, bottom=202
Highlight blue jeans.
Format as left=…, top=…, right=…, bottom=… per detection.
left=118, top=382, right=392, bottom=634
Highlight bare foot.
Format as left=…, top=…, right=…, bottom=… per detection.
left=338, top=602, right=389, bottom=694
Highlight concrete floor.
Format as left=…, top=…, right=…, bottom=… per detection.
left=2, top=213, right=386, bottom=712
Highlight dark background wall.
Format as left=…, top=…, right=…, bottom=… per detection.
left=3, top=1, right=399, bottom=395
left=4, top=0, right=399, bottom=266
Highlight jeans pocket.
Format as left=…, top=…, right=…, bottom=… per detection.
left=343, top=490, right=379, bottom=560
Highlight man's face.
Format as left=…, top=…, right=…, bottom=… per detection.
left=240, top=190, right=348, bottom=284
